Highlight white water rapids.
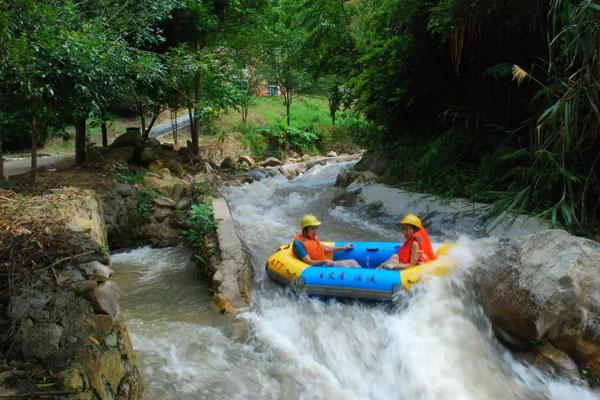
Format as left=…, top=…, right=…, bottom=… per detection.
left=112, top=161, right=599, bottom=399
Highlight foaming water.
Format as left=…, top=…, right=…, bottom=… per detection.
left=112, top=162, right=598, bottom=399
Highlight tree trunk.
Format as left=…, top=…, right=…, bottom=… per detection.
left=30, top=115, right=38, bottom=183
left=75, top=117, right=86, bottom=166
left=191, top=72, right=200, bottom=154
left=282, top=86, right=292, bottom=126
left=101, top=121, right=108, bottom=147
left=138, top=102, right=146, bottom=140
left=328, top=97, right=337, bottom=125
left=170, top=109, right=178, bottom=147
left=0, top=126, right=5, bottom=183
left=241, top=101, right=249, bottom=123
left=187, top=106, right=194, bottom=138
left=144, top=105, right=161, bottom=140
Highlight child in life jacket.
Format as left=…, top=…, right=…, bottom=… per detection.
left=377, top=213, right=436, bottom=270
left=293, top=213, right=361, bottom=268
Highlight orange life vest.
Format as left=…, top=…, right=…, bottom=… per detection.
left=397, top=228, right=437, bottom=264
left=293, top=232, right=326, bottom=261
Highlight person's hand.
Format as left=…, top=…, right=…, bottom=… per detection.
left=344, top=243, right=354, bottom=250
left=323, top=260, right=334, bottom=266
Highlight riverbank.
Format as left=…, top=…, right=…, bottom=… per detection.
left=0, top=127, right=361, bottom=397
left=3, top=133, right=600, bottom=397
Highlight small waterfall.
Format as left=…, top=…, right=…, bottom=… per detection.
left=112, top=162, right=598, bottom=399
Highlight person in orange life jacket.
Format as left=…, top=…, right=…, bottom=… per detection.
left=377, top=213, right=436, bottom=270
left=293, top=213, right=361, bottom=268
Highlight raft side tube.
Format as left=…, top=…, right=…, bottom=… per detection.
left=330, top=241, right=400, bottom=268
left=299, top=266, right=401, bottom=292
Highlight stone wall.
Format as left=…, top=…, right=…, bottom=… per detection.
left=1, top=188, right=143, bottom=399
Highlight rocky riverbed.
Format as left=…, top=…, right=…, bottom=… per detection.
left=2, top=132, right=599, bottom=397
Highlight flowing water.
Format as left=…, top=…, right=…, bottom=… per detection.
left=112, top=162, right=599, bottom=400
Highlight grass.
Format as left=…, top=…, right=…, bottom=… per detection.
left=31, top=95, right=364, bottom=159
left=216, top=95, right=331, bottom=133
left=217, top=95, right=364, bottom=158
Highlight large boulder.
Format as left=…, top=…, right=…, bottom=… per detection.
left=197, top=133, right=249, bottom=168
left=472, top=229, right=600, bottom=382
left=134, top=144, right=159, bottom=166
left=110, top=128, right=141, bottom=148
left=354, top=148, right=390, bottom=175
left=334, top=170, right=378, bottom=188
left=142, top=174, right=191, bottom=203
left=259, top=157, right=282, bottom=167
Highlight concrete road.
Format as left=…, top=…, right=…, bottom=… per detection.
left=149, top=114, right=191, bottom=138
left=2, top=154, right=75, bottom=179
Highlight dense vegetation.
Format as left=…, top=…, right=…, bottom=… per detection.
left=306, top=0, right=599, bottom=233
left=1, top=0, right=598, bottom=232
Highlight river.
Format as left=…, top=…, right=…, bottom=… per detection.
left=112, top=161, right=599, bottom=399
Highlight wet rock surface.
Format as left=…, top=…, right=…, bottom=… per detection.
left=472, top=229, right=600, bottom=384
left=2, top=189, right=143, bottom=398
left=209, top=196, right=252, bottom=313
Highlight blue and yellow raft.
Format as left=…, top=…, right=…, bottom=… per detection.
left=266, top=241, right=455, bottom=301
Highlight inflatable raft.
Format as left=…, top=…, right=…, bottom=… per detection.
left=266, top=241, right=455, bottom=301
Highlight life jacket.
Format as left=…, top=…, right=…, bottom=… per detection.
left=293, top=232, right=326, bottom=261
left=397, top=228, right=437, bottom=264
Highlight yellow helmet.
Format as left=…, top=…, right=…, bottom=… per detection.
left=300, top=213, right=322, bottom=228
left=399, top=213, right=422, bottom=229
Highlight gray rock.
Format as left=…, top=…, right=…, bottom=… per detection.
left=147, top=138, right=161, bottom=147
left=166, top=159, right=186, bottom=177
left=472, top=229, right=600, bottom=381
left=152, top=196, right=176, bottom=208
left=176, top=198, right=191, bottom=210
left=260, top=157, right=282, bottom=167
left=305, top=157, right=329, bottom=170
left=8, top=291, right=51, bottom=321
left=152, top=207, right=172, bottom=222
left=58, top=368, right=84, bottom=392
left=110, top=128, right=141, bottom=148
left=220, top=157, right=237, bottom=169
left=248, top=169, right=268, bottom=181
left=354, top=149, right=390, bottom=175
left=534, top=345, right=583, bottom=382
left=326, top=151, right=337, bottom=157
left=157, top=167, right=171, bottom=177
left=71, top=280, right=98, bottom=294
left=114, top=183, right=134, bottom=197
left=105, top=332, right=118, bottom=348
left=56, top=268, right=85, bottom=286
left=20, top=319, right=63, bottom=360
left=239, top=155, right=255, bottom=167
left=89, top=281, right=120, bottom=317
left=135, top=144, right=158, bottom=166
left=80, top=261, right=113, bottom=281
left=105, top=146, right=135, bottom=164
left=335, top=170, right=378, bottom=188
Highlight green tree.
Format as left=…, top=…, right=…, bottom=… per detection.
left=260, top=0, right=310, bottom=126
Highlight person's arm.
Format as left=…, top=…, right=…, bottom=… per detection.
left=323, top=243, right=353, bottom=252
left=302, top=256, right=333, bottom=266
left=378, top=243, right=420, bottom=270
left=408, top=241, right=421, bottom=266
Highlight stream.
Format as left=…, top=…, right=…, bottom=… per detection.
left=112, top=161, right=599, bottom=400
